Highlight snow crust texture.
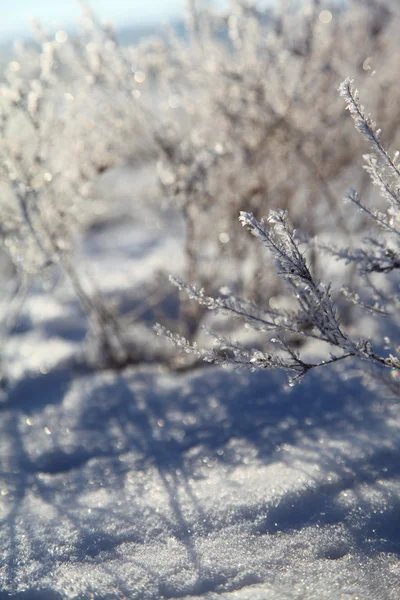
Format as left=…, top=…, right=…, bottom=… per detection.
left=1, top=358, right=400, bottom=599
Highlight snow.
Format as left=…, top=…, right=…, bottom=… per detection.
left=1, top=168, right=400, bottom=599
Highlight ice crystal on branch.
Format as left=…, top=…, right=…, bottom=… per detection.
left=239, top=211, right=351, bottom=349
left=339, top=78, right=400, bottom=214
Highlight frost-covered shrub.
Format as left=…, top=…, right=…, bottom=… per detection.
left=148, top=0, right=400, bottom=339
left=157, top=78, right=400, bottom=392
left=0, top=10, right=157, bottom=367
left=1, top=0, right=400, bottom=373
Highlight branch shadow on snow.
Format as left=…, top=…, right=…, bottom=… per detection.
left=1, top=361, right=400, bottom=597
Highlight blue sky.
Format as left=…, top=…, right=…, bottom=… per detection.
left=0, top=1, right=190, bottom=41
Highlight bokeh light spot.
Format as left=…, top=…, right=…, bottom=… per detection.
left=319, top=10, right=332, bottom=24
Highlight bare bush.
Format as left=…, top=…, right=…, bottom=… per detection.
left=148, top=0, right=400, bottom=340
left=2, top=0, right=400, bottom=374
left=0, top=9, right=160, bottom=367
left=157, top=77, right=400, bottom=393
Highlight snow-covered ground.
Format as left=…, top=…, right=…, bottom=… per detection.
left=1, top=167, right=400, bottom=600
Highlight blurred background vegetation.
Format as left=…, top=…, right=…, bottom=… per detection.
left=0, top=0, right=399, bottom=372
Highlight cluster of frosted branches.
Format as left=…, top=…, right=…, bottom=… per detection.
left=148, top=0, right=400, bottom=339
left=157, top=78, right=400, bottom=385
left=2, top=0, right=400, bottom=379
left=337, top=79, right=400, bottom=269
left=0, top=9, right=159, bottom=368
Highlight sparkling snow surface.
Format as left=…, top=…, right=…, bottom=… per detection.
left=1, top=180, right=400, bottom=599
